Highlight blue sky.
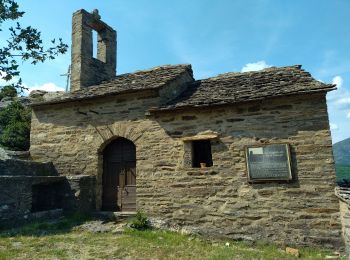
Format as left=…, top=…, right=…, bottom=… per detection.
left=1, top=0, right=350, bottom=143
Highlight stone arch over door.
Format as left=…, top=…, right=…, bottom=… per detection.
left=102, top=137, right=136, bottom=211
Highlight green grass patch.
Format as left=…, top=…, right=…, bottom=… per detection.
left=0, top=215, right=344, bottom=259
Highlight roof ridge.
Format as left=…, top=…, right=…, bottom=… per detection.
left=203, top=65, right=304, bottom=81
left=86, top=64, right=192, bottom=88
left=155, top=64, right=335, bottom=111
left=31, top=63, right=193, bottom=106
left=118, top=64, right=191, bottom=76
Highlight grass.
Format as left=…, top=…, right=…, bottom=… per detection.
left=0, top=215, right=343, bottom=259
left=336, top=164, right=350, bottom=182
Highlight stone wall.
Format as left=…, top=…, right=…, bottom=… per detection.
left=339, top=200, right=350, bottom=254
left=0, top=175, right=96, bottom=226
left=336, top=187, right=350, bottom=254
left=0, top=159, right=57, bottom=176
left=30, top=91, right=342, bottom=249
left=0, top=176, right=65, bottom=224
left=64, top=175, right=96, bottom=212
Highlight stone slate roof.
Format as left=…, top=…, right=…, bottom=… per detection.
left=31, top=64, right=335, bottom=109
left=155, top=65, right=335, bottom=111
left=31, top=64, right=193, bottom=106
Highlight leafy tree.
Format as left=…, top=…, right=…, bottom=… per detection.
left=0, top=85, right=16, bottom=100
left=0, top=0, right=68, bottom=92
left=0, top=1, right=68, bottom=150
left=0, top=100, right=31, bottom=150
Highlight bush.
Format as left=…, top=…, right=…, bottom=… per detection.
left=0, top=100, right=31, bottom=151
left=129, top=211, right=150, bottom=230
left=0, top=86, right=17, bottom=101
left=0, top=120, right=30, bottom=150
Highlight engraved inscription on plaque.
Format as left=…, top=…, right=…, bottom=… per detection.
left=245, top=144, right=292, bottom=182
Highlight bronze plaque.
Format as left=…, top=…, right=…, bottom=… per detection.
left=245, top=144, right=292, bottom=182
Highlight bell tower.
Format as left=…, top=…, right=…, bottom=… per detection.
left=70, top=9, right=116, bottom=92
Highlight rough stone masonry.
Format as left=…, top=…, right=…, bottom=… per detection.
left=29, top=9, right=343, bottom=249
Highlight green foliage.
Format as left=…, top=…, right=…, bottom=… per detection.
left=0, top=0, right=68, bottom=91
left=129, top=211, right=150, bottom=230
left=0, top=100, right=30, bottom=150
left=336, top=164, right=350, bottom=187
left=0, top=85, right=17, bottom=100
left=333, top=137, right=350, bottom=166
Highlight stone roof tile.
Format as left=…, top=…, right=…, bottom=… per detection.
left=31, top=64, right=335, bottom=108
left=31, top=64, right=193, bottom=106
left=156, top=65, right=335, bottom=111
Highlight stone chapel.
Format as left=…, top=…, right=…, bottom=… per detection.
left=28, top=9, right=342, bottom=248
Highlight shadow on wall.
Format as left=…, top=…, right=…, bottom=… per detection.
left=0, top=159, right=58, bottom=176
left=29, top=176, right=96, bottom=214
left=0, top=164, right=96, bottom=228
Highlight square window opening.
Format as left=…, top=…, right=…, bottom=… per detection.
left=192, top=140, right=213, bottom=168
left=31, top=182, right=63, bottom=212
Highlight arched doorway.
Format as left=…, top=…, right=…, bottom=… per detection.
left=102, top=138, right=136, bottom=211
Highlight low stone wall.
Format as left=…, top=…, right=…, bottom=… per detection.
left=0, top=159, right=57, bottom=176
left=339, top=200, right=350, bottom=254
left=64, top=175, right=96, bottom=212
left=336, top=187, right=350, bottom=254
left=0, top=176, right=65, bottom=224
left=0, top=172, right=96, bottom=226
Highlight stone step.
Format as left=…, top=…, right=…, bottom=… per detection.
left=91, top=211, right=136, bottom=221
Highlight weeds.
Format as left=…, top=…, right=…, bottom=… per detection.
left=128, top=211, right=150, bottom=230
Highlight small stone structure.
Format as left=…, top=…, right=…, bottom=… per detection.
left=336, top=187, right=350, bottom=254
left=0, top=148, right=95, bottom=226
left=27, top=9, right=343, bottom=249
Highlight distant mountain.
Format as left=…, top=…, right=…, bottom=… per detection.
left=333, top=137, right=350, bottom=166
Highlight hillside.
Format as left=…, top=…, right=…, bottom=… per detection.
left=333, top=137, right=350, bottom=166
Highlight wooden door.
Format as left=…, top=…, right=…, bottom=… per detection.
left=102, top=138, right=136, bottom=211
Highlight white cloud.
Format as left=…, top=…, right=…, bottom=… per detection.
left=19, top=82, right=65, bottom=96
left=327, top=76, right=350, bottom=108
left=332, top=75, right=343, bottom=89
left=1, top=72, right=65, bottom=95
left=330, top=123, right=339, bottom=130
left=326, top=75, right=350, bottom=143
left=241, top=61, right=272, bottom=73
left=336, top=97, right=350, bottom=106
left=25, top=82, right=65, bottom=94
